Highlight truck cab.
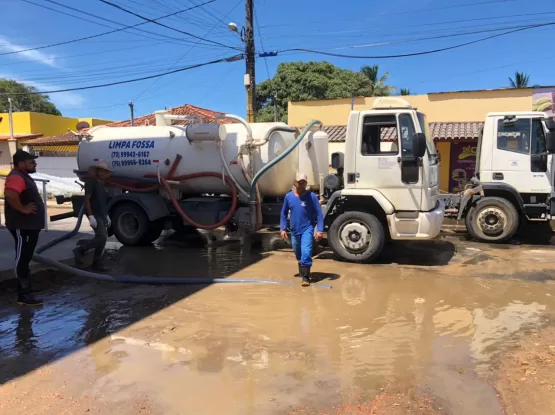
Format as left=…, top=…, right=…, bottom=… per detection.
left=442, top=112, right=555, bottom=242
left=322, top=97, right=445, bottom=262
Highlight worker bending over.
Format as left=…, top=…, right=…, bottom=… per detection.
left=280, top=173, right=324, bottom=286
left=73, top=162, right=112, bottom=271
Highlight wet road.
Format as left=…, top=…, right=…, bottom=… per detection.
left=1, top=232, right=555, bottom=414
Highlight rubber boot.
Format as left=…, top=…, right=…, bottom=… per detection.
left=300, top=266, right=310, bottom=287
left=296, top=263, right=302, bottom=278
left=73, top=246, right=85, bottom=267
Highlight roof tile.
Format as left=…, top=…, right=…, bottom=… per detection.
left=24, top=104, right=231, bottom=146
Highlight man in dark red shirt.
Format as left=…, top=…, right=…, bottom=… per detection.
left=3, top=150, right=45, bottom=306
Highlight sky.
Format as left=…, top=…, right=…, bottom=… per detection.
left=1, top=0, right=553, bottom=122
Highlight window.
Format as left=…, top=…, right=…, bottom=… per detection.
left=531, top=118, right=547, bottom=155
left=360, top=114, right=399, bottom=155
left=398, top=113, right=416, bottom=158
left=417, top=112, right=438, bottom=165
left=497, top=119, right=531, bottom=154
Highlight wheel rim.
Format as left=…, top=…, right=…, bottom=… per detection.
left=117, top=212, right=141, bottom=240
left=338, top=220, right=371, bottom=253
left=476, top=206, right=507, bottom=235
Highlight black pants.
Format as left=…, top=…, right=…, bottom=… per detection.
left=80, top=216, right=108, bottom=262
left=10, top=229, right=41, bottom=297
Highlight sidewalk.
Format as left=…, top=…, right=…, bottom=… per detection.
left=0, top=217, right=93, bottom=282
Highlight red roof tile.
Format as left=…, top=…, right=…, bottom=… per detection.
left=0, top=133, right=43, bottom=141
left=323, top=122, right=483, bottom=143
left=24, top=104, right=232, bottom=146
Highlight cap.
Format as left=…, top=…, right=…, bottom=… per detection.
left=13, top=150, right=38, bottom=165
left=296, top=172, right=308, bottom=182
left=92, top=161, right=113, bottom=172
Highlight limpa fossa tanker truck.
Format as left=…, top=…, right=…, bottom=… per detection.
left=53, top=97, right=445, bottom=263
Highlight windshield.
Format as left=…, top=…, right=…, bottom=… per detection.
left=417, top=112, right=438, bottom=164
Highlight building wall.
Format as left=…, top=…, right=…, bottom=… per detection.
left=0, top=112, right=32, bottom=135
left=0, top=112, right=113, bottom=137
left=34, top=156, right=78, bottom=179
left=288, top=88, right=535, bottom=126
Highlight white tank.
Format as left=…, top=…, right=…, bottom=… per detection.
left=77, top=121, right=322, bottom=198
left=298, top=130, right=330, bottom=190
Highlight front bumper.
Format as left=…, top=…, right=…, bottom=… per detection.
left=388, top=200, right=446, bottom=240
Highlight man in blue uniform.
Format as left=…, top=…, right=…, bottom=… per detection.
left=280, top=173, right=324, bottom=286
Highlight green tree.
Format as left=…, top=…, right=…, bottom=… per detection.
left=0, top=78, right=61, bottom=115
left=256, top=61, right=373, bottom=123
left=360, top=64, right=396, bottom=96
left=508, top=71, right=530, bottom=89
left=400, top=88, right=411, bottom=96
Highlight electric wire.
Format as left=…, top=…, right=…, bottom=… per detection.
left=1, top=1, right=217, bottom=57
left=280, top=22, right=555, bottom=59
left=98, top=0, right=241, bottom=50
left=0, top=55, right=243, bottom=95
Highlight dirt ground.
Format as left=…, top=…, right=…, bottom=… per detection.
left=3, top=233, right=555, bottom=414
left=493, top=326, right=555, bottom=415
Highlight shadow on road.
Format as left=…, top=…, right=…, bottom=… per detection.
left=0, top=233, right=267, bottom=386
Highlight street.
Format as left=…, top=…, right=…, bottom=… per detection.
left=1, top=230, right=555, bottom=414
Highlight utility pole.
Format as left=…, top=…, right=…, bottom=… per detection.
left=273, top=92, right=279, bottom=122
left=8, top=97, right=14, bottom=141
left=245, top=0, right=256, bottom=123
left=129, top=101, right=135, bottom=126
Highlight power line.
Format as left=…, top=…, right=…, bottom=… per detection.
left=0, top=55, right=243, bottom=95
left=260, top=0, right=518, bottom=29
left=0, top=1, right=216, bottom=57
left=24, top=0, right=220, bottom=46
left=281, top=22, right=555, bottom=59
left=98, top=0, right=240, bottom=51
left=130, top=0, right=243, bottom=102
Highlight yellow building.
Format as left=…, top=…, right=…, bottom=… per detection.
left=289, top=86, right=555, bottom=192
left=0, top=112, right=112, bottom=172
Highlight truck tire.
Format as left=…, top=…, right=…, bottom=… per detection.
left=328, top=211, right=385, bottom=262
left=465, top=196, right=519, bottom=243
left=111, top=203, right=163, bottom=246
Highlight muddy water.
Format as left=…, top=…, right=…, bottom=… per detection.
left=1, top=237, right=555, bottom=414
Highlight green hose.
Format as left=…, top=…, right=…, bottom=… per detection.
left=248, top=120, right=322, bottom=201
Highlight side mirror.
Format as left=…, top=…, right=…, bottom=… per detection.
left=331, top=152, right=344, bottom=169
left=546, top=132, right=555, bottom=153
left=546, top=117, right=555, bottom=132
left=413, top=133, right=427, bottom=159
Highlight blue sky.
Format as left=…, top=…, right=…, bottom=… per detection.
left=1, top=0, right=552, bottom=122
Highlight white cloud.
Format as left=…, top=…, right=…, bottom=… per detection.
left=0, top=36, right=58, bottom=68
left=0, top=73, right=85, bottom=109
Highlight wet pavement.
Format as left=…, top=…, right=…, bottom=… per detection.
left=1, top=231, right=555, bottom=414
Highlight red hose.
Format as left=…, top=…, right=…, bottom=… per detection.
left=106, top=171, right=238, bottom=230
left=145, top=172, right=238, bottom=231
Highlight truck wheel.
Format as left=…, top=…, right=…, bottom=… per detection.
left=112, top=203, right=162, bottom=246
left=465, top=196, right=519, bottom=242
left=328, top=211, right=385, bottom=262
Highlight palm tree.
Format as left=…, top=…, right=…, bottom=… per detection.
left=400, top=88, right=411, bottom=96
left=508, top=71, right=530, bottom=88
left=360, top=65, right=396, bottom=96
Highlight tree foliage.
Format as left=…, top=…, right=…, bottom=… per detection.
left=360, top=65, right=396, bottom=96
left=0, top=79, right=61, bottom=115
left=400, top=88, right=411, bottom=96
left=256, top=61, right=374, bottom=123
left=508, top=71, right=530, bottom=89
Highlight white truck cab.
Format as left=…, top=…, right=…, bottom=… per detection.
left=322, top=97, right=445, bottom=262
left=441, top=112, right=555, bottom=242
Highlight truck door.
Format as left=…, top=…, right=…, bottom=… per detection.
left=490, top=117, right=551, bottom=195
left=354, top=112, right=422, bottom=211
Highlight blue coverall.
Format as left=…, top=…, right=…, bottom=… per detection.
left=280, top=191, right=324, bottom=267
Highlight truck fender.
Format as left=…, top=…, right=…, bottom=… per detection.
left=108, top=193, right=170, bottom=222
left=457, top=182, right=524, bottom=220
left=323, top=189, right=395, bottom=219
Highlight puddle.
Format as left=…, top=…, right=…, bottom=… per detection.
left=1, top=240, right=555, bottom=414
